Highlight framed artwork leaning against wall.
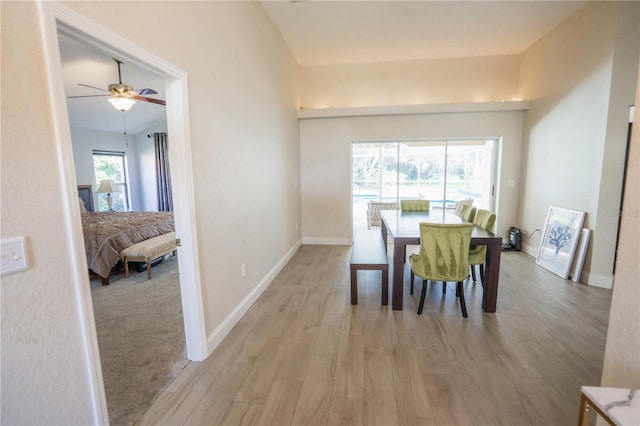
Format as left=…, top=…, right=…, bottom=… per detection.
left=536, top=206, right=586, bottom=279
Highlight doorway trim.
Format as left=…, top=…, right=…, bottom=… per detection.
left=38, top=3, right=207, bottom=423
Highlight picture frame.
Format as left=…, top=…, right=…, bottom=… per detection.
left=77, top=184, right=95, bottom=212
left=536, top=206, right=586, bottom=279
left=570, top=228, right=591, bottom=283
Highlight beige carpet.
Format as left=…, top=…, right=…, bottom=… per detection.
left=91, top=255, right=189, bottom=426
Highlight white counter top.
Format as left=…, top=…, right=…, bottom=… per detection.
left=581, top=386, right=640, bottom=426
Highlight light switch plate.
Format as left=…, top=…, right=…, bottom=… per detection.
left=1, top=237, right=29, bottom=277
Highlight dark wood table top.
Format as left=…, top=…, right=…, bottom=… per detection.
left=380, top=210, right=499, bottom=243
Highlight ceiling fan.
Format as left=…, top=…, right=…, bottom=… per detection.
left=68, top=58, right=166, bottom=111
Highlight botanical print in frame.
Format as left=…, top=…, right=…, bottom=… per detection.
left=536, top=206, right=586, bottom=279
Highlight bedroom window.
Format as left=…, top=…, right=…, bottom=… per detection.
left=93, top=150, right=129, bottom=212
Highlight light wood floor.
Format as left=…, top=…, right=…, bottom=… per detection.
left=139, top=245, right=611, bottom=426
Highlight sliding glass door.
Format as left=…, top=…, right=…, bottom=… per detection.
left=352, top=139, right=497, bottom=232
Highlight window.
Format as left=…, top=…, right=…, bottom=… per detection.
left=93, top=150, right=129, bottom=212
left=352, top=139, right=497, bottom=231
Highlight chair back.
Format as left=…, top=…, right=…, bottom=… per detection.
left=454, top=198, right=474, bottom=216
left=474, top=209, right=496, bottom=232
left=411, top=222, right=473, bottom=282
left=366, top=200, right=400, bottom=229
left=459, top=205, right=476, bottom=223
left=401, top=199, right=430, bottom=212
left=469, top=209, right=496, bottom=266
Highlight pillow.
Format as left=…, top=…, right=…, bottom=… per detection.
left=79, top=196, right=88, bottom=214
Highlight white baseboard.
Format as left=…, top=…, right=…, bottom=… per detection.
left=205, top=238, right=302, bottom=355
left=583, top=272, right=614, bottom=289
left=522, top=242, right=613, bottom=289
left=302, top=237, right=352, bottom=245
left=521, top=242, right=538, bottom=257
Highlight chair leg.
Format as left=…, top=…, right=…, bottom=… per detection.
left=457, top=281, right=468, bottom=318
left=410, top=270, right=415, bottom=295
left=442, top=281, right=446, bottom=294
left=417, top=279, right=428, bottom=314
left=479, top=264, right=485, bottom=287
left=470, top=265, right=477, bottom=283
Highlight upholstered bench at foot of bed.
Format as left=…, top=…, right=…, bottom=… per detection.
left=120, top=232, right=177, bottom=280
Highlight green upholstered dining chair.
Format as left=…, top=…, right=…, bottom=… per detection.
left=400, top=199, right=430, bottom=262
left=409, top=222, right=473, bottom=318
left=459, top=204, right=476, bottom=223
left=469, top=209, right=496, bottom=285
left=400, top=199, right=430, bottom=212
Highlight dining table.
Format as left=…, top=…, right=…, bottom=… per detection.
left=380, top=209, right=503, bottom=312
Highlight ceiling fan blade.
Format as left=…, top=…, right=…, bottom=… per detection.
left=78, top=83, right=109, bottom=92
left=68, top=94, right=110, bottom=99
left=134, top=95, right=166, bottom=106
left=135, top=88, right=158, bottom=95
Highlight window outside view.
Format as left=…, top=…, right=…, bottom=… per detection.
left=93, top=151, right=129, bottom=212
left=352, top=140, right=495, bottom=232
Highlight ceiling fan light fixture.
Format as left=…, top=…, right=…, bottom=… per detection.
left=108, top=96, right=136, bottom=112
left=108, top=82, right=134, bottom=96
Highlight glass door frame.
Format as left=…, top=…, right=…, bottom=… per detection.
left=351, top=137, right=499, bottom=233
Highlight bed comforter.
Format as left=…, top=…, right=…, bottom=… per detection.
left=82, top=211, right=175, bottom=278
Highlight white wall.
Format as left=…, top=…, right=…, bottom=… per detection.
left=518, top=1, right=639, bottom=287
left=299, top=55, right=520, bottom=108
left=601, top=68, right=640, bottom=389
left=63, top=0, right=301, bottom=342
left=131, top=122, right=168, bottom=212
left=71, top=126, right=146, bottom=211
left=1, top=1, right=300, bottom=424
left=300, top=108, right=524, bottom=244
left=71, top=123, right=168, bottom=212
left=297, top=47, right=525, bottom=245
left=1, top=2, right=97, bottom=423
left=592, top=4, right=640, bottom=284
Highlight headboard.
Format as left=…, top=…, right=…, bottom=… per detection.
left=77, top=185, right=95, bottom=212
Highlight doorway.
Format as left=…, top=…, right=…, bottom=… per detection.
left=39, top=2, right=206, bottom=424
left=352, top=138, right=497, bottom=233
left=58, top=28, right=186, bottom=425
left=613, top=105, right=635, bottom=274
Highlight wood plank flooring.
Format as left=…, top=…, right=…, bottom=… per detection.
left=138, top=245, right=611, bottom=426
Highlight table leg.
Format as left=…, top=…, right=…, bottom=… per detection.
left=381, top=221, right=388, bottom=250
left=350, top=266, right=357, bottom=305
left=381, top=269, right=388, bottom=305
left=482, top=241, right=501, bottom=312
left=578, top=394, right=590, bottom=426
left=392, top=241, right=405, bottom=310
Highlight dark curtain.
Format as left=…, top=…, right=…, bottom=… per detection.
left=154, top=132, right=173, bottom=211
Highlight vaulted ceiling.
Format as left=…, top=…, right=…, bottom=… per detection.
left=260, top=1, right=585, bottom=66
left=61, top=1, right=586, bottom=134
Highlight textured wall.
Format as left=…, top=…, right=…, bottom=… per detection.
left=601, top=64, right=640, bottom=389
left=1, top=2, right=98, bottom=423
left=300, top=110, right=524, bottom=243
left=2, top=1, right=300, bottom=423
left=62, top=0, right=301, bottom=351
left=518, top=2, right=639, bottom=286
left=299, top=55, right=520, bottom=109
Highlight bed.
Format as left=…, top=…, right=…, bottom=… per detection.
left=80, top=197, right=175, bottom=284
